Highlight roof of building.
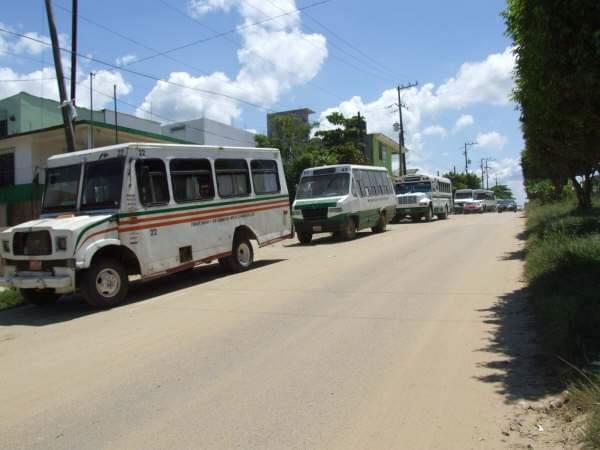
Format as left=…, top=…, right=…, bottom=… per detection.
left=268, top=108, right=315, bottom=116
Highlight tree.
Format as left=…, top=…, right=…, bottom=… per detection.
left=443, top=172, right=482, bottom=191
left=255, top=115, right=311, bottom=162
left=504, top=0, right=600, bottom=209
left=491, top=184, right=514, bottom=200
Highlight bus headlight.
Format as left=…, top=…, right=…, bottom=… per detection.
left=292, top=209, right=302, bottom=217
left=328, top=207, right=343, bottom=214
left=55, top=236, right=68, bottom=251
left=2, top=239, right=9, bottom=254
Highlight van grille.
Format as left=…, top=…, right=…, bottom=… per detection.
left=5, top=259, right=70, bottom=271
left=398, top=196, right=417, bottom=205
left=301, top=208, right=328, bottom=221
left=12, top=231, right=52, bottom=256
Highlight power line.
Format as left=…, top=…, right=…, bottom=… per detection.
left=0, top=26, right=272, bottom=113
left=0, top=77, right=57, bottom=82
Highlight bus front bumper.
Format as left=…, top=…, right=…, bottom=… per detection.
left=395, top=206, right=427, bottom=216
left=0, top=270, right=75, bottom=293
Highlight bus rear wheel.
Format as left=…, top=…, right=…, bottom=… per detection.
left=297, top=231, right=313, bottom=245
left=80, top=258, right=129, bottom=308
left=438, top=206, right=449, bottom=220
left=425, top=206, right=434, bottom=222
left=223, top=236, right=254, bottom=273
left=340, top=218, right=357, bottom=241
left=21, top=288, right=59, bottom=306
left=371, top=212, right=387, bottom=233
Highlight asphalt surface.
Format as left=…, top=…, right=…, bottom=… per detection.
left=1, top=213, right=541, bottom=449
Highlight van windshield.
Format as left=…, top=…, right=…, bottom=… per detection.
left=81, top=157, right=125, bottom=210
left=455, top=191, right=473, bottom=199
left=42, top=164, right=82, bottom=212
left=296, top=173, right=350, bottom=199
left=395, top=182, right=431, bottom=194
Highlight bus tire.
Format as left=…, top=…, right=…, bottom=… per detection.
left=425, top=206, right=433, bottom=222
left=371, top=212, right=387, bottom=233
left=226, top=236, right=254, bottom=273
left=20, top=288, right=59, bottom=306
left=80, top=258, right=129, bottom=308
left=341, top=217, right=357, bottom=241
left=439, top=206, right=449, bottom=220
left=297, top=231, right=313, bottom=245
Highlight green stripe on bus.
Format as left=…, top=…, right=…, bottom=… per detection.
left=74, top=217, right=113, bottom=248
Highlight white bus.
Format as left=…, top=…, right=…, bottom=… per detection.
left=0, top=143, right=291, bottom=307
left=454, top=188, right=497, bottom=213
left=291, top=164, right=397, bottom=244
left=394, top=173, right=453, bottom=222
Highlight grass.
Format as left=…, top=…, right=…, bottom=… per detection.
left=525, top=197, right=600, bottom=447
left=0, top=288, right=23, bottom=310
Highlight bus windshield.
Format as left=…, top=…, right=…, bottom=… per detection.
left=455, top=191, right=473, bottom=199
left=42, top=164, right=82, bottom=212
left=296, top=173, right=350, bottom=199
left=395, top=182, right=431, bottom=194
left=81, top=157, right=125, bottom=210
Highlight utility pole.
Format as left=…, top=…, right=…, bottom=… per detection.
left=463, top=141, right=477, bottom=174
left=113, top=84, right=118, bottom=144
left=483, top=158, right=495, bottom=189
left=396, top=81, right=418, bottom=176
left=45, top=0, right=76, bottom=152
left=70, top=0, right=78, bottom=104
left=89, top=72, right=95, bottom=148
left=480, top=159, right=485, bottom=188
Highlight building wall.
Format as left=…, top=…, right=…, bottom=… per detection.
left=162, top=118, right=256, bottom=147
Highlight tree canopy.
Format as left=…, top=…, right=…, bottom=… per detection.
left=443, top=172, right=482, bottom=191
left=504, top=0, right=600, bottom=208
left=491, top=184, right=514, bottom=200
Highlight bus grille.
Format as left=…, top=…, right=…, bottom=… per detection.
left=301, top=208, right=328, bottom=220
left=398, top=196, right=417, bottom=205
left=12, top=231, right=52, bottom=256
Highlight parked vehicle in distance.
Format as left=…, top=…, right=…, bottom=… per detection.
left=454, top=189, right=497, bottom=213
left=394, top=173, right=453, bottom=222
left=292, top=165, right=396, bottom=244
left=463, top=201, right=484, bottom=214
left=497, top=199, right=518, bottom=212
left=0, top=143, right=292, bottom=308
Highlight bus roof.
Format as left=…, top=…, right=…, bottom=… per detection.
left=303, top=164, right=389, bottom=172
left=396, top=173, right=451, bottom=184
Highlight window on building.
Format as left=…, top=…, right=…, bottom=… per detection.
left=215, top=159, right=250, bottom=197
left=0, top=152, right=14, bottom=187
left=0, top=120, right=8, bottom=138
left=170, top=159, right=214, bottom=203
left=251, top=159, right=280, bottom=195
left=378, top=144, right=383, bottom=161
left=136, top=159, right=170, bottom=206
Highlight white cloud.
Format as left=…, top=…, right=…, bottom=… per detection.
left=115, top=54, right=137, bottom=66
left=476, top=131, right=507, bottom=150
left=13, top=32, right=51, bottom=55
left=487, top=158, right=525, bottom=203
left=454, top=114, right=474, bottom=131
left=316, top=47, right=515, bottom=165
left=138, top=0, right=327, bottom=124
left=422, top=125, right=447, bottom=137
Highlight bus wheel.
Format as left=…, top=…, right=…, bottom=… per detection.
left=81, top=258, right=129, bottom=308
left=227, top=237, right=254, bottom=273
left=439, top=206, right=449, bottom=220
left=297, top=231, right=313, bottom=245
left=20, top=289, right=59, bottom=306
left=372, top=212, right=387, bottom=233
left=341, top=217, right=357, bottom=241
left=425, top=206, right=433, bottom=222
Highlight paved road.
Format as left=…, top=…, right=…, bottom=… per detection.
left=1, top=213, right=536, bottom=449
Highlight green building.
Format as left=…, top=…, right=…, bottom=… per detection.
left=364, top=133, right=405, bottom=175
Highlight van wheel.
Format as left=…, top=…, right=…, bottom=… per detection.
left=297, top=231, right=313, bottom=245
left=341, top=217, right=357, bottom=241
left=371, top=212, right=387, bottom=233
left=224, top=237, right=254, bottom=273
left=80, top=258, right=129, bottom=308
left=20, top=289, right=59, bottom=306
left=425, top=206, right=433, bottom=222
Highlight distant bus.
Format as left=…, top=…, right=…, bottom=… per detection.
left=0, top=143, right=291, bottom=307
left=454, top=189, right=497, bottom=213
left=394, top=173, right=453, bottom=222
left=292, top=164, right=396, bottom=244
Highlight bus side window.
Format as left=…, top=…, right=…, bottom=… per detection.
left=170, top=159, right=214, bottom=203
left=251, top=160, right=280, bottom=195
left=135, top=159, right=170, bottom=206
left=215, top=159, right=251, bottom=198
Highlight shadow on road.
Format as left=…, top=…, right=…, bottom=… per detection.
left=0, top=259, right=285, bottom=327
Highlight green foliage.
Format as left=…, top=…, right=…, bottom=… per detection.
left=490, top=184, right=514, bottom=199
left=504, top=0, right=600, bottom=209
left=0, top=288, right=23, bottom=310
left=443, top=172, right=482, bottom=191
left=570, top=375, right=600, bottom=449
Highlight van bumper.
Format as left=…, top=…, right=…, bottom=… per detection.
left=293, top=216, right=347, bottom=233
left=0, top=271, right=74, bottom=292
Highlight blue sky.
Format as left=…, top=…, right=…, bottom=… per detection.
left=0, top=0, right=524, bottom=201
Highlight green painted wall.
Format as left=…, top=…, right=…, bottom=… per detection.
left=365, top=134, right=398, bottom=174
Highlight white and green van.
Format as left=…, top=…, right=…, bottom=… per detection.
left=291, top=165, right=397, bottom=244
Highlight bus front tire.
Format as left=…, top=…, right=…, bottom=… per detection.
left=372, top=212, right=387, bottom=233
left=341, top=218, right=357, bottom=241
left=21, top=288, right=59, bottom=306
left=80, top=258, right=129, bottom=308
left=439, top=206, right=449, bottom=220
left=297, top=231, right=313, bottom=245
left=425, top=206, right=433, bottom=222
left=224, top=237, right=254, bottom=273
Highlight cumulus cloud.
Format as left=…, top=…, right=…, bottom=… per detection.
left=422, top=125, right=447, bottom=137
left=115, top=54, right=137, bottom=66
left=454, top=114, right=474, bottom=131
left=12, top=32, right=51, bottom=55
left=476, top=131, right=507, bottom=150
left=137, top=0, right=327, bottom=124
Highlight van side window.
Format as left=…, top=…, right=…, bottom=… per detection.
left=136, top=159, right=170, bottom=206
left=215, top=159, right=250, bottom=197
left=170, top=159, right=214, bottom=203
left=367, top=171, right=378, bottom=196
left=251, top=160, right=280, bottom=194
left=354, top=170, right=366, bottom=197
